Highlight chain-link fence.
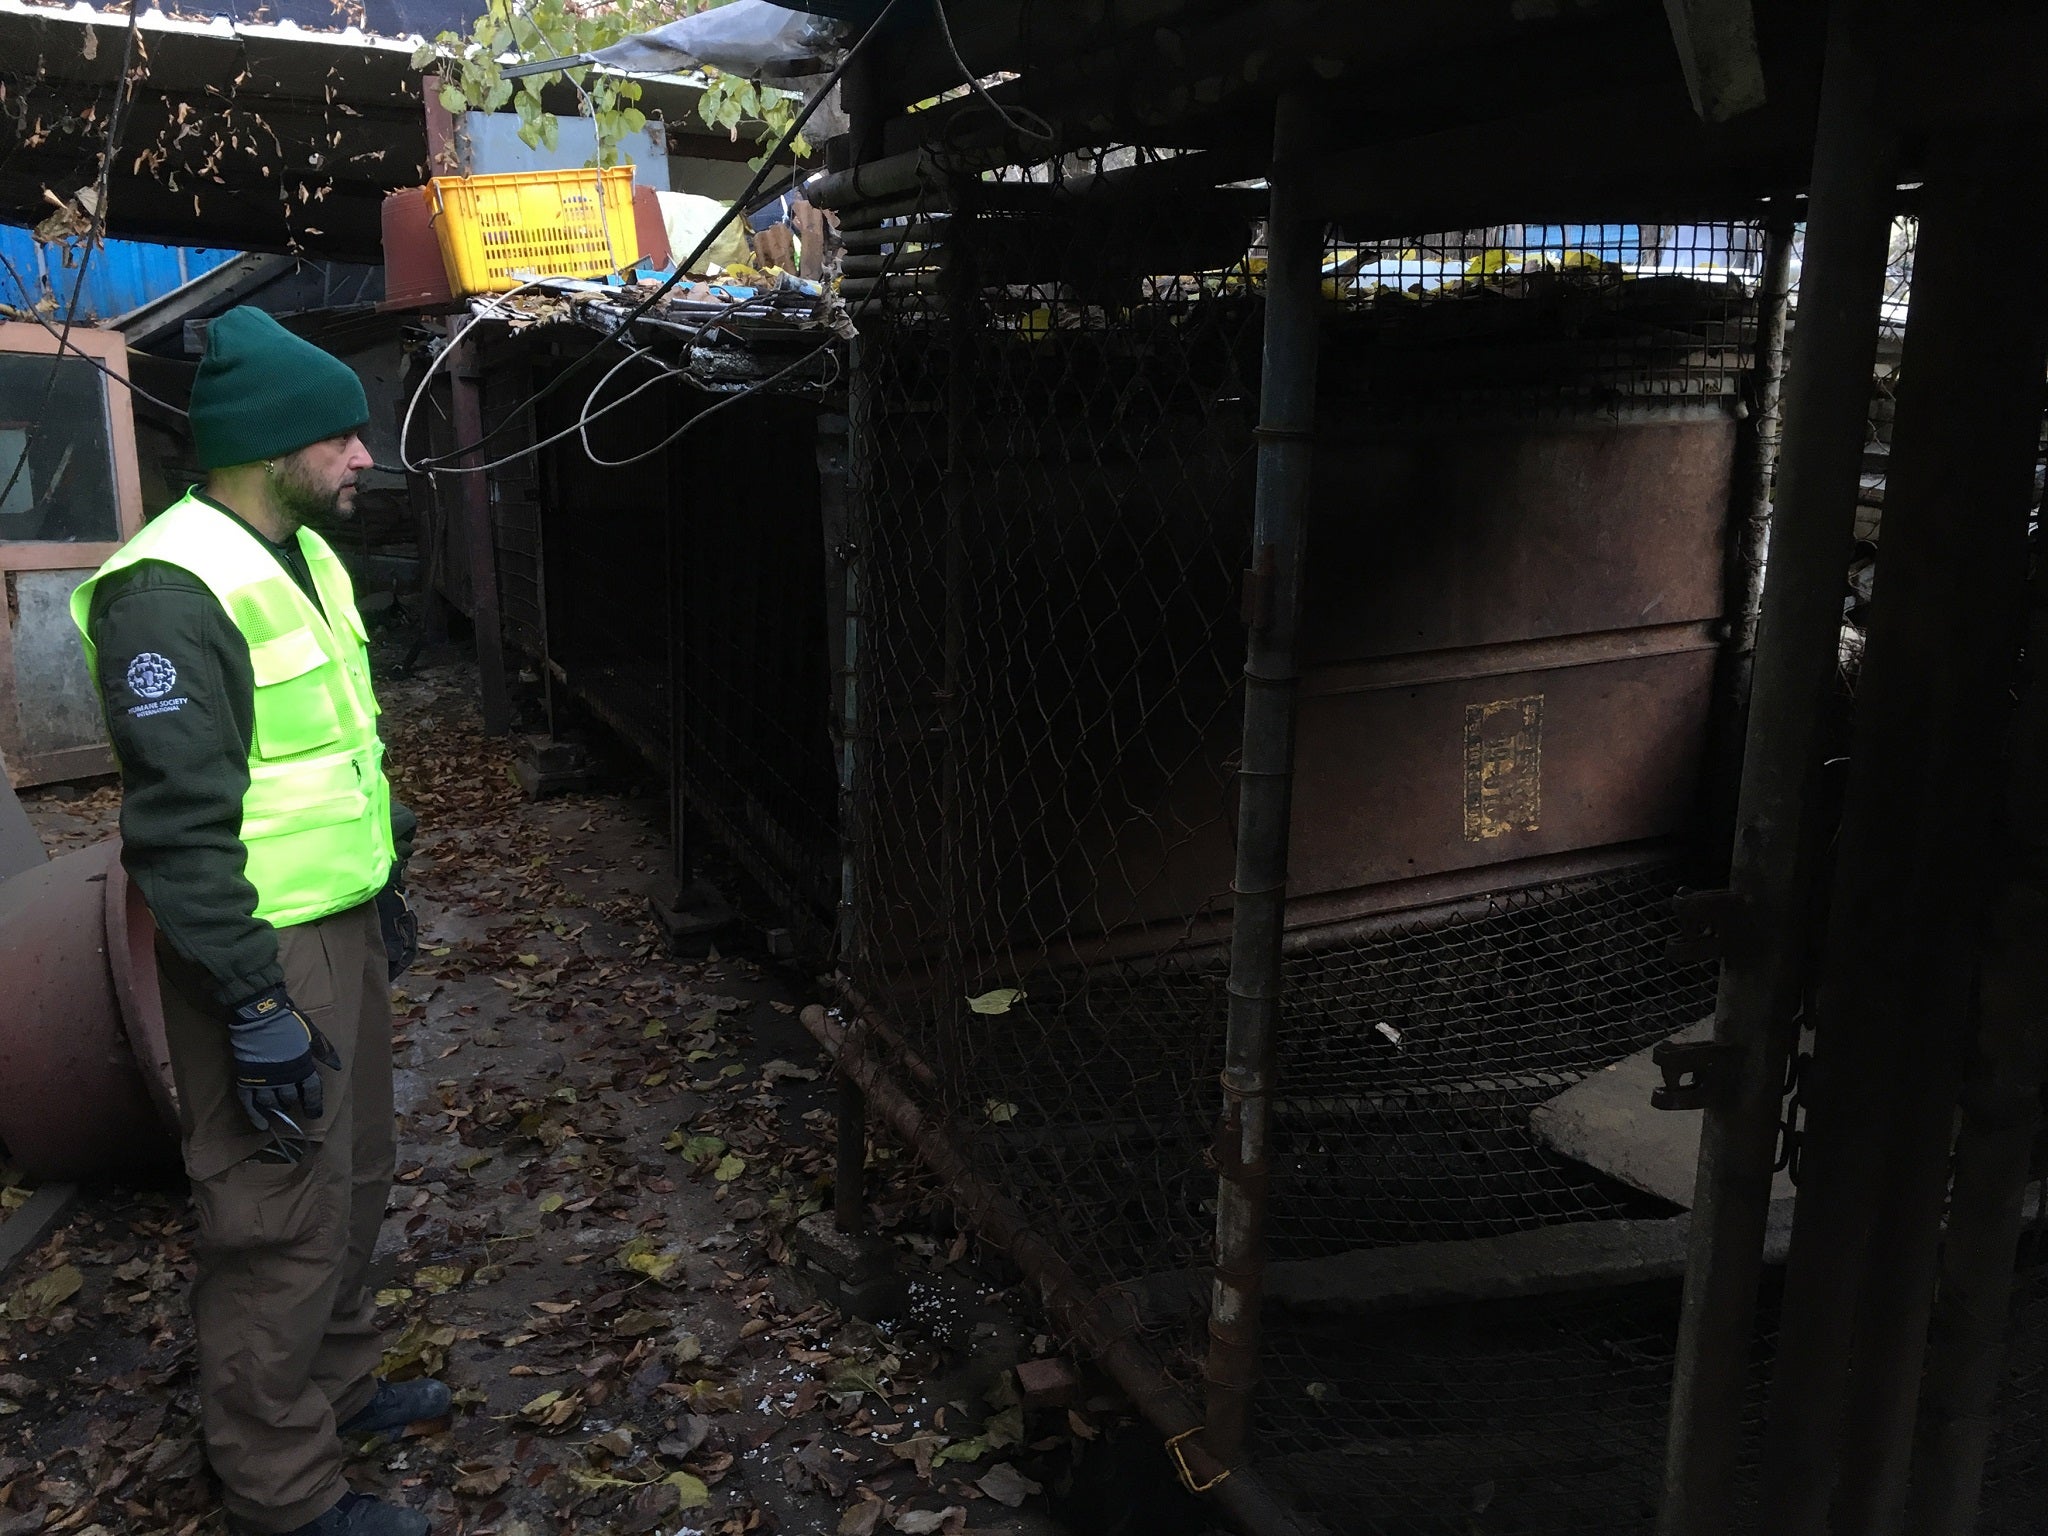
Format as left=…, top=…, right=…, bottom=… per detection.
left=818, top=166, right=2046, bottom=1532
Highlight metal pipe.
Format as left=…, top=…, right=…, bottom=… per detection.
left=936, top=213, right=972, bottom=1018
left=828, top=45, right=887, bottom=1236
left=838, top=192, right=956, bottom=230
left=1701, top=208, right=1795, bottom=853
left=839, top=220, right=950, bottom=252
left=810, top=147, right=997, bottom=214
left=1904, top=564, right=2048, bottom=1535
left=841, top=248, right=948, bottom=278
left=799, top=1003, right=1324, bottom=1536
left=1729, top=212, right=1795, bottom=666
left=1202, top=88, right=1323, bottom=1468
left=1815, top=123, right=2048, bottom=1536
left=1657, top=5, right=1903, bottom=1529
left=838, top=273, right=949, bottom=300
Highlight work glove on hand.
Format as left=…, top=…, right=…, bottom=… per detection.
left=376, top=873, right=418, bottom=983
left=228, top=986, right=341, bottom=1134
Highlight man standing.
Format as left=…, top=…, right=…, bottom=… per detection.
left=72, top=308, right=443, bottom=1536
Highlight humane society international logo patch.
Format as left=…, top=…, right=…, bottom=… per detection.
left=126, top=652, right=178, bottom=700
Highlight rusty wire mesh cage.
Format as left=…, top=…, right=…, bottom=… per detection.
left=831, top=171, right=2044, bottom=1532
left=839, top=155, right=1264, bottom=1299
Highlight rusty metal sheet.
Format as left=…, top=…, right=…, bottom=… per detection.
left=1288, top=642, right=1719, bottom=896
left=1303, top=412, right=1737, bottom=660
left=1117, top=638, right=1721, bottom=931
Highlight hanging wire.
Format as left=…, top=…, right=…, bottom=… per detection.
left=928, top=0, right=1056, bottom=144
left=0, top=253, right=192, bottom=419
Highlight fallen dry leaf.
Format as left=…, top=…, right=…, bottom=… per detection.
left=889, top=1508, right=965, bottom=1535
left=7, top=1264, right=82, bottom=1319
left=975, top=1463, right=1042, bottom=1507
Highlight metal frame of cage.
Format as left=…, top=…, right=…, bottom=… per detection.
left=791, top=59, right=2048, bottom=1531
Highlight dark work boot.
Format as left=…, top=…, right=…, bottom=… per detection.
left=237, top=1491, right=431, bottom=1536
left=337, top=1377, right=453, bottom=1437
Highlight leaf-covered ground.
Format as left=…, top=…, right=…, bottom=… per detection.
left=2, top=660, right=1102, bottom=1536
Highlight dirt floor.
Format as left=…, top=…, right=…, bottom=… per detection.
left=0, top=658, right=1102, bottom=1536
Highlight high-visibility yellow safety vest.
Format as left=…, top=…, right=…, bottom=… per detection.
left=72, top=492, right=394, bottom=928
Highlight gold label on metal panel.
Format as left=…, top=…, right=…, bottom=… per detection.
left=1464, top=695, right=1543, bottom=839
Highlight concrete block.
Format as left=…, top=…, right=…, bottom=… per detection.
left=791, top=1211, right=894, bottom=1282
left=648, top=878, right=737, bottom=959
left=1530, top=1018, right=1795, bottom=1208
left=512, top=735, right=594, bottom=799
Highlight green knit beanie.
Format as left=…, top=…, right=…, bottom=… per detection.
left=189, top=307, right=370, bottom=470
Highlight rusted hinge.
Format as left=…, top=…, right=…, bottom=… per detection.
left=1651, top=1038, right=1741, bottom=1111
left=1241, top=544, right=1276, bottom=630
left=1667, top=887, right=1746, bottom=964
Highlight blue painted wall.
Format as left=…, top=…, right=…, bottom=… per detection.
left=0, top=225, right=240, bottom=323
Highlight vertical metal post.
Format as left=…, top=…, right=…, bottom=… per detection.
left=828, top=60, right=888, bottom=1235
left=1704, top=208, right=1795, bottom=848
left=1657, top=8, right=1900, bottom=1530
left=1791, top=124, right=2048, bottom=1536
left=1204, top=88, right=1322, bottom=1466
left=447, top=341, right=511, bottom=737
left=1731, top=210, right=1796, bottom=667
left=1904, top=559, right=2048, bottom=1535
left=825, top=377, right=867, bottom=1235
left=936, top=222, right=971, bottom=994
left=666, top=380, right=693, bottom=889
left=832, top=368, right=870, bottom=1233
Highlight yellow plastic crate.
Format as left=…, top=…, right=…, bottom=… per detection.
left=426, top=166, right=639, bottom=296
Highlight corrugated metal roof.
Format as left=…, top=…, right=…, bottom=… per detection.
left=0, top=225, right=240, bottom=323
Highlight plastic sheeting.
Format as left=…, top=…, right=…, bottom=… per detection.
left=590, top=0, right=839, bottom=76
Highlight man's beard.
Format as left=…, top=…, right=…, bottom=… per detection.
left=270, top=456, right=350, bottom=532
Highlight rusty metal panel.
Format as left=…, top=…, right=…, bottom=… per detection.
left=1091, top=409, right=1738, bottom=937
left=1113, top=629, right=1722, bottom=933
left=1304, top=411, right=1736, bottom=660
left=1285, top=642, right=1719, bottom=899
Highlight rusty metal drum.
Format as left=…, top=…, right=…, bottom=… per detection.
left=0, top=838, right=178, bottom=1179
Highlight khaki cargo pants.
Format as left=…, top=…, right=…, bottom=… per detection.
left=157, top=900, right=394, bottom=1533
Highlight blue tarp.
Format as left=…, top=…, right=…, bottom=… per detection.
left=0, top=226, right=240, bottom=324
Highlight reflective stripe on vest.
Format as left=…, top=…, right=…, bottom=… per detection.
left=72, top=493, right=393, bottom=928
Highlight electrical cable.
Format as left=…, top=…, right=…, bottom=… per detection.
left=929, top=0, right=1055, bottom=144
left=579, top=333, right=842, bottom=468
left=0, top=2, right=142, bottom=513
left=405, top=0, right=912, bottom=473
left=398, top=285, right=735, bottom=476
left=573, top=181, right=925, bottom=471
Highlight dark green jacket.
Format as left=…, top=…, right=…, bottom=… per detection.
left=86, top=494, right=414, bottom=1008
